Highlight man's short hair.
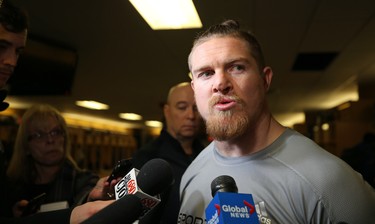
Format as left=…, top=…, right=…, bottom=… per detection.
left=188, top=20, right=265, bottom=73
left=0, top=0, right=29, bottom=33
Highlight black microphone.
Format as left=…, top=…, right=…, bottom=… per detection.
left=211, top=175, right=238, bottom=197
left=206, top=175, right=259, bottom=224
left=82, top=194, right=143, bottom=224
left=114, top=158, right=174, bottom=217
left=137, top=158, right=175, bottom=196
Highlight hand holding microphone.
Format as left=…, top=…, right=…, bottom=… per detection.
left=205, top=175, right=259, bottom=224
left=83, top=158, right=174, bottom=223
left=106, top=159, right=133, bottom=183
left=87, top=159, right=134, bottom=202
left=114, top=158, right=175, bottom=217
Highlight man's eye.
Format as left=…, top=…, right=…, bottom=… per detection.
left=0, top=41, right=10, bottom=50
left=230, top=65, right=245, bottom=72
left=197, top=71, right=212, bottom=78
left=16, top=49, right=24, bottom=56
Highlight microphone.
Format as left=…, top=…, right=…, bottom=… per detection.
left=211, top=175, right=238, bottom=196
left=82, top=194, right=143, bottom=224
left=114, top=158, right=174, bottom=217
left=205, top=175, right=259, bottom=224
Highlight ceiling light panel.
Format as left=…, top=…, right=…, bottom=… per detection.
left=129, top=0, right=202, bottom=30
left=119, top=113, right=143, bottom=121
left=145, top=120, right=163, bottom=128
left=75, top=100, right=109, bottom=110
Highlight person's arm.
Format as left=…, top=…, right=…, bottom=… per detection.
left=70, top=200, right=114, bottom=224
left=20, top=208, right=71, bottom=224
left=72, top=171, right=100, bottom=206
left=14, top=200, right=114, bottom=224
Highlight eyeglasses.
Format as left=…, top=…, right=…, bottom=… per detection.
left=28, top=128, right=65, bottom=143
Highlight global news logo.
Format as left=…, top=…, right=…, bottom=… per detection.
left=207, top=200, right=256, bottom=224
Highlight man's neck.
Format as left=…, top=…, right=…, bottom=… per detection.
left=178, top=138, right=195, bottom=156
left=214, top=115, right=286, bottom=157
left=167, top=129, right=196, bottom=156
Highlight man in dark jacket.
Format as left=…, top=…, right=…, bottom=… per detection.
left=133, top=82, right=206, bottom=224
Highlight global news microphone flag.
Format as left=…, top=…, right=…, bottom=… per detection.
left=205, top=192, right=259, bottom=224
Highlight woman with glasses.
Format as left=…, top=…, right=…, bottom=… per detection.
left=1, top=104, right=99, bottom=218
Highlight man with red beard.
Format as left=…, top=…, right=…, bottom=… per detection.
left=178, top=20, right=374, bottom=224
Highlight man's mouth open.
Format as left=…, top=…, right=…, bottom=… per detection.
left=214, top=99, right=237, bottom=111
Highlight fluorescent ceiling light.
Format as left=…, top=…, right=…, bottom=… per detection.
left=337, top=102, right=351, bottom=111
left=275, top=113, right=305, bottom=128
left=75, top=100, right=109, bottom=110
left=129, top=0, right=202, bottom=30
left=5, top=97, right=31, bottom=109
left=145, top=120, right=163, bottom=128
left=321, top=123, right=330, bottom=131
left=320, top=91, right=358, bottom=109
left=119, top=113, right=143, bottom=121
left=63, top=112, right=142, bottom=130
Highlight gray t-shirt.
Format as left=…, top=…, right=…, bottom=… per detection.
left=178, top=129, right=375, bottom=224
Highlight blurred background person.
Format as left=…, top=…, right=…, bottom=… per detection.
left=132, top=82, right=206, bottom=224
left=0, top=0, right=28, bottom=218
left=0, top=0, right=28, bottom=178
left=1, top=104, right=99, bottom=218
left=0, top=0, right=27, bottom=89
left=341, top=132, right=375, bottom=188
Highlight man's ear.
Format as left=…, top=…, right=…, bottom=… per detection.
left=163, top=103, right=170, bottom=118
left=262, top=66, right=273, bottom=91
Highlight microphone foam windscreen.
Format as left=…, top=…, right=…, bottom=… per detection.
left=211, top=175, right=238, bottom=197
left=137, top=158, right=174, bottom=196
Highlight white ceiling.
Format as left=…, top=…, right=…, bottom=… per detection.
left=6, top=0, right=375, bottom=128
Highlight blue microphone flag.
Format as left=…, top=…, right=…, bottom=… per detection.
left=205, top=192, right=259, bottom=224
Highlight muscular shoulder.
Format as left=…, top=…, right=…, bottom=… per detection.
left=272, top=130, right=375, bottom=221
left=180, top=143, right=214, bottom=189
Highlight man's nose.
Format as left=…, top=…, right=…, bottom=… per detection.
left=212, top=71, right=232, bottom=94
left=3, top=49, right=19, bottom=67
